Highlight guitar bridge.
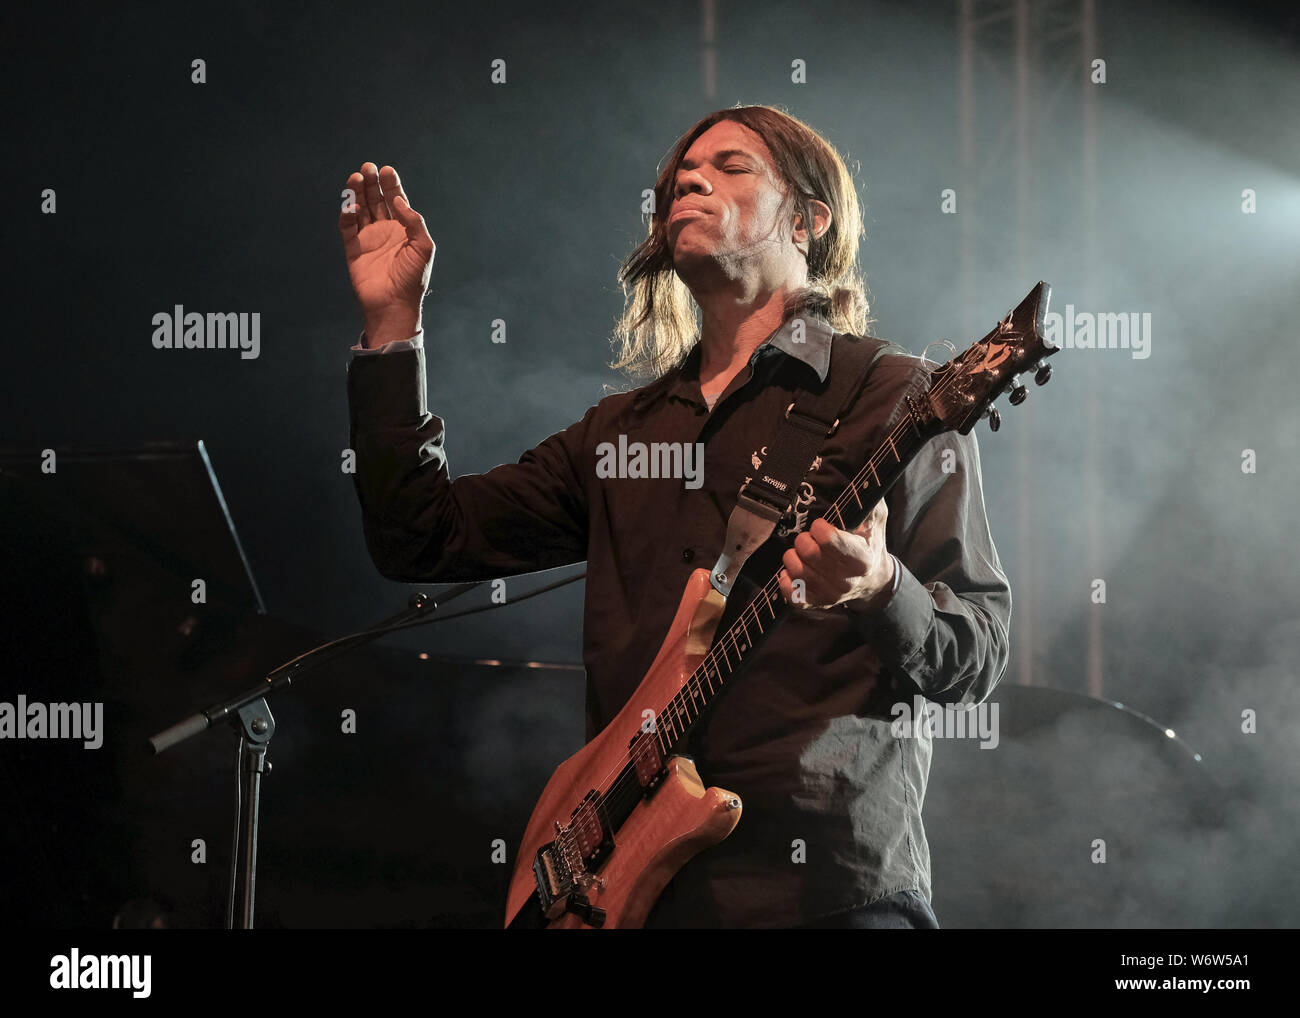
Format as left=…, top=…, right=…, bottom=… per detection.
left=532, top=838, right=576, bottom=920
left=533, top=793, right=614, bottom=923
left=532, top=840, right=608, bottom=926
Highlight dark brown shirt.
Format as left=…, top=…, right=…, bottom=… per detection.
left=347, top=314, right=1011, bottom=927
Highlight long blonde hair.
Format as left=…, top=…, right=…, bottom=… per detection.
left=613, top=105, right=870, bottom=381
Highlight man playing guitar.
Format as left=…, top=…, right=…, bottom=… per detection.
left=339, top=105, right=1012, bottom=929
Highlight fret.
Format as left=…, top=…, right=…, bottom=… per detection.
left=829, top=503, right=846, bottom=529
left=849, top=482, right=863, bottom=508
left=700, top=662, right=716, bottom=695
left=888, top=436, right=899, bottom=461
left=719, top=641, right=732, bottom=671
left=869, top=462, right=880, bottom=487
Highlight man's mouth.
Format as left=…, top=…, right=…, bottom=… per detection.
left=669, top=207, right=708, bottom=223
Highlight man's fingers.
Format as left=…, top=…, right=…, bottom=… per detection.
left=351, top=165, right=371, bottom=227
left=338, top=171, right=363, bottom=243
left=806, top=517, right=865, bottom=572
left=361, top=161, right=391, bottom=222
left=778, top=568, right=815, bottom=609
left=379, top=165, right=407, bottom=210
left=782, top=547, right=835, bottom=606
left=781, top=546, right=805, bottom=581
left=792, top=528, right=823, bottom=569
left=808, top=517, right=845, bottom=546
left=852, top=499, right=889, bottom=538
left=388, top=183, right=435, bottom=254
left=338, top=203, right=359, bottom=243
left=868, top=498, right=888, bottom=529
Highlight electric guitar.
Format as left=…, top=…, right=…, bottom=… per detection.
left=505, top=281, right=1057, bottom=929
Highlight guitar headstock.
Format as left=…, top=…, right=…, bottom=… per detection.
left=928, top=281, right=1057, bottom=435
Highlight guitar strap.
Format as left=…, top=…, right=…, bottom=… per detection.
left=709, top=331, right=891, bottom=597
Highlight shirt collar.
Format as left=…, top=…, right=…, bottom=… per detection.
left=635, top=313, right=836, bottom=410
left=763, top=312, right=835, bottom=382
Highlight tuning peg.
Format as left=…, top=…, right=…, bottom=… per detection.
left=1034, top=360, right=1052, bottom=386
left=1008, top=375, right=1028, bottom=406
left=983, top=405, right=1001, bottom=432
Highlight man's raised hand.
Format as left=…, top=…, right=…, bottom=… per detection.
left=338, top=163, right=435, bottom=348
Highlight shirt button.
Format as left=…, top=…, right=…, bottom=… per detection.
left=682, top=548, right=695, bottom=563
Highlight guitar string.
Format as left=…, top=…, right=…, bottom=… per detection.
left=551, top=350, right=988, bottom=864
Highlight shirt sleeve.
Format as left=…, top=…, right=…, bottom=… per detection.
left=846, top=424, right=1012, bottom=708
left=346, top=341, right=591, bottom=582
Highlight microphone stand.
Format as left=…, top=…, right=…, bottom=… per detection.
left=148, top=583, right=483, bottom=929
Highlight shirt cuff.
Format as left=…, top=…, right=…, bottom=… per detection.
left=352, top=329, right=424, bottom=354
left=845, top=556, right=933, bottom=666
left=347, top=331, right=428, bottom=424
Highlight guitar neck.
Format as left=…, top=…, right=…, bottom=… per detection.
left=653, top=397, right=939, bottom=756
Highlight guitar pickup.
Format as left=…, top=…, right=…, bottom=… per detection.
left=568, top=790, right=614, bottom=865
left=628, top=730, right=665, bottom=792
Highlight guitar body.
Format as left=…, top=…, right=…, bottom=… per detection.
left=504, top=568, right=743, bottom=929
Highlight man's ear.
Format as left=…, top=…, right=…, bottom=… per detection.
left=794, top=198, right=833, bottom=254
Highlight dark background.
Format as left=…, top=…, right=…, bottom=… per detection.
left=2, top=0, right=1297, bottom=927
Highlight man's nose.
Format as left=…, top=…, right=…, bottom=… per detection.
left=674, top=170, right=711, bottom=200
